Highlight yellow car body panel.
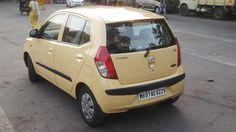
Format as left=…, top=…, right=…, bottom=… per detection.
left=87, top=66, right=184, bottom=113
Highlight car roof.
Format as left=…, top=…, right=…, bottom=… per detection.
left=57, top=6, right=164, bottom=23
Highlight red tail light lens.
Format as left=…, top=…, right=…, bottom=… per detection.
left=95, top=46, right=118, bottom=79
left=176, top=38, right=181, bottom=66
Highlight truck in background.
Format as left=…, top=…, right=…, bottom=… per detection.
left=179, top=0, right=236, bottom=19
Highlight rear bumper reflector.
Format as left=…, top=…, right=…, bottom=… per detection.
left=105, top=73, right=185, bottom=95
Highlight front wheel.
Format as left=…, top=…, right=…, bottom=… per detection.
left=179, top=4, right=189, bottom=16
left=78, top=87, right=105, bottom=126
left=138, top=5, right=143, bottom=10
left=213, top=7, right=225, bottom=20
left=27, top=56, right=39, bottom=82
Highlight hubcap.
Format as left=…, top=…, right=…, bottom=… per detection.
left=155, top=8, right=159, bottom=14
left=81, top=93, right=94, bottom=120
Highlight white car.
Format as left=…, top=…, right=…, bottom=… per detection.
left=136, top=0, right=161, bottom=13
left=66, top=0, right=84, bottom=7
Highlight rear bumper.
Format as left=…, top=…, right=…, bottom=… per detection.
left=105, top=73, right=185, bottom=95
left=90, top=66, right=185, bottom=113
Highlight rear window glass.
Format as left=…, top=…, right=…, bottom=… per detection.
left=106, top=19, right=175, bottom=54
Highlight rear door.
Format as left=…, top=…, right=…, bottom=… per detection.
left=106, top=19, right=177, bottom=84
left=54, top=14, right=91, bottom=92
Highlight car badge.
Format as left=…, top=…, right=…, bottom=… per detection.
left=147, top=56, right=156, bottom=69
left=147, top=56, right=156, bottom=63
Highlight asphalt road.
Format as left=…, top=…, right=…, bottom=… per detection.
left=0, top=2, right=236, bottom=132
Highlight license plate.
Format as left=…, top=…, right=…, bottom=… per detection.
left=138, top=87, right=166, bottom=101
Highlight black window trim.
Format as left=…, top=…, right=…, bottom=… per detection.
left=38, top=12, right=67, bottom=42
left=79, top=21, right=89, bottom=45
left=106, top=18, right=176, bottom=54
left=61, top=13, right=92, bottom=46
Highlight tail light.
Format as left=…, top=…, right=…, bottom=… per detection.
left=176, top=38, right=181, bottom=66
left=95, top=46, right=118, bottom=79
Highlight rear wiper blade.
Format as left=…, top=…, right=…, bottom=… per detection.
left=144, top=43, right=164, bottom=57
left=144, top=46, right=151, bottom=57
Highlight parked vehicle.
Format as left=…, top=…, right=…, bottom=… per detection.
left=19, top=0, right=30, bottom=15
left=66, top=0, right=84, bottom=7
left=23, top=6, right=185, bottom=126
left=135, top=0, right=161, bottom=13
left=179, top=0, right=236, bottom=19
left=160, top=0, right=180, bottom=13
left=53, top=0, right=66, bottom=4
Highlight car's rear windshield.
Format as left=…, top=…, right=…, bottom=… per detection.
left=106, top=19, right=175, bottom=54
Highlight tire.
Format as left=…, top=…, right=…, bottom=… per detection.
left=27, top=56, right=39, bottom=82
left=213, top=7, right=225, bottom=20
left=78, top=87, right=105, bottom=126
left=138, top=5, right=143, bottom=9
left=154, top=6, right=160, bottom=14
left=179, top=4, right=189, bottom=16
left=164, top=96, right=180, bottom=105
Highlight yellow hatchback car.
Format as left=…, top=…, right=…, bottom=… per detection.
left=23, top=6, right=185, bottom=126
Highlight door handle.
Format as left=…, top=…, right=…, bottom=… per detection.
left=76, top=54, right=83, bottom=59
left=76, top=54, right=83, bottom=62
left=48, top=48, right=53, bottom=54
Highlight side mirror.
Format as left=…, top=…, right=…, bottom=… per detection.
left=29, top=29, right=38, bottom=38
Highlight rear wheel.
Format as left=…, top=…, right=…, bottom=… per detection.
left=78, top=87, right=105, bottom=126
left=27, top=56, right=39, bottom=82
left=213, top=7, right=225, bottom=20
left=179, top=4, right=189, bottom=16
left=138, top=5, right=143, bottom=10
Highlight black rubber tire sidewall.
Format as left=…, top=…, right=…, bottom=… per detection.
left=138, top=5, right=143, bottom=9
left=27, top=56, right=39, bottom=82
left=180, top=5, right=189, bottom=16
left=78, top=87, right=105, bottom=127
left=213, top=8, right=225, bottom=20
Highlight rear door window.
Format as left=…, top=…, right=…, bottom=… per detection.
left=62, top=15, right=86, bottom=45
left=106, top=19, right=175, bottom=54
